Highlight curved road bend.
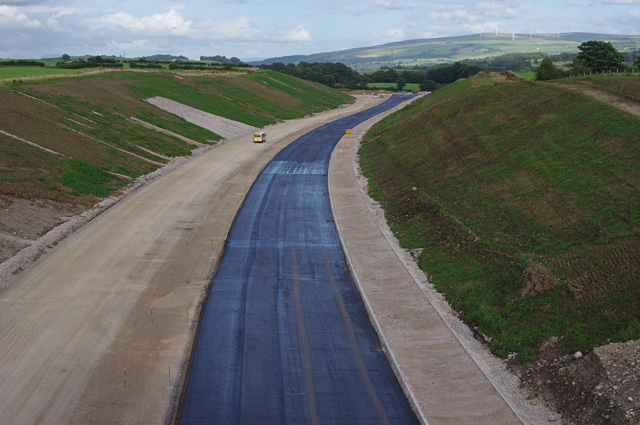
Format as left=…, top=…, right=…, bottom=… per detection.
left=179, top=95, right=420, bottom=425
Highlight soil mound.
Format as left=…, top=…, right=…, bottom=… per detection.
left=520, top=262, right=560, bottom=298
left=520, top=339, right=640, bottom=424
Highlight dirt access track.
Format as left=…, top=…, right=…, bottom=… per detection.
left=0, top=95, right=395, bottom=424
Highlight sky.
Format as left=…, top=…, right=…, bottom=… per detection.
left=1, top=0, right=639, bottom=61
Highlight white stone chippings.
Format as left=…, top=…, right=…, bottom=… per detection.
left=146, top=96, right=258, bottom=141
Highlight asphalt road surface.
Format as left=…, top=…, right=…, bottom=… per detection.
left=178, top=96, right=420, bottom=425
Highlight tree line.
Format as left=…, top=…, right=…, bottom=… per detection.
left=0, top=60, right=46, bottom=67
left=55, top=56, right=123, bottom=69
left=50, top=55, right=252, bottom=71
left=200, top=55, right=244, bottom=65
left=259, top=61, right=484, bottom=91
left=536, top=41, right=639, bottom=80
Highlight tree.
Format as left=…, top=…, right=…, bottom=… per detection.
left=635, top=56, right=640, bottom=69
left=62, top=53, right=71, bottom=61
left=419, top=79, right=439, bottom=92
left=426, top=62, right=483, bottom=84
left=396, top=77, right=406, bottom=91
left=576, top=40, right=624, bottom=73
left=535, top=58, right=564, bottom=81
left=568, top=58, right=590, bottom=76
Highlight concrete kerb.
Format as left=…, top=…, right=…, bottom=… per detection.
left=327, top=95, right=526, bottom=425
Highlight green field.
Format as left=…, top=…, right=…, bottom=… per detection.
left=0, top=66, right=100, bottom=80
left=359, top=73, right=640, bottom=361
left=516, top=72, right=536, bottom=80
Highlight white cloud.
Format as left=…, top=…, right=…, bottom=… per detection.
left=46, top=16, right=62, bottom=31
left=0, top=5, right=41, bottom=28
left=86, top=9, right=192, bottom=36
left=369, top=27, right=405, bottom=43
left=106, top=38, right=151, bottom=53
left=344, top=6, right=368, bottom=16
left=1, top=0, right=49, bottom=4
left=595, top=0, right=640, bottom=4
left=467, top=20, right=506, bottom=34
left=420, top=31, right=441, bottom=38
left=370, top=0, right=401, bottom=9
left=195, top=18, right=311, bottom=43
left=429, top=9, right=478, bottom=22
left=425, top=2, right=523, bottom=29
left=477, top=2, right=519, bottom=18
left=384, top=28, right=405, bottom=38
left=196, top=16, right=264, bottom=40
left=565, top=0, right=589, bottom=6
left=273, top=24, right=312, bottom=42
left=83, top=9, right=310, bottom=45
left=45, top=9, right=77, bottom=32
left=402, top=17, right=418, bottom=28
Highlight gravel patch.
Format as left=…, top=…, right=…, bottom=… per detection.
left=146, top=96, right=258, bottom=140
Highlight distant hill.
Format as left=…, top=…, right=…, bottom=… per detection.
left=251, top=32, right=640, bottom=70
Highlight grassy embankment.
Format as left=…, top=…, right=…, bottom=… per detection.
left=561, top=73, right=640, bottom=102
left=0, top=69, right=352, bottom=203
left=359, top=72, right=640, bottom=361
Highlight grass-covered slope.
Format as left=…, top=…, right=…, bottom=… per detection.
left=359, top=73, right=640, bottom=361
left=0, top=69, right=352, bottom=204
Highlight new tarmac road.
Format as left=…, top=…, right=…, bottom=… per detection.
left=178, top=95, right=420, bottom=424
